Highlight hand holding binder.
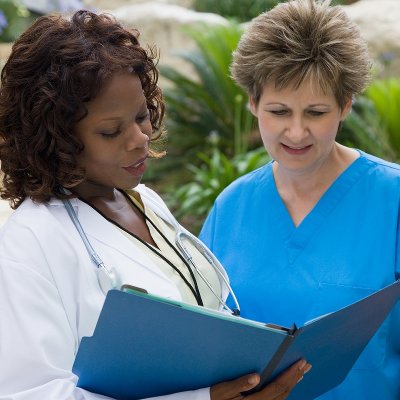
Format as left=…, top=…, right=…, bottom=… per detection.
left=210, top=359, right=311, bottom=400
left=73, top=279, right=400, bottom=400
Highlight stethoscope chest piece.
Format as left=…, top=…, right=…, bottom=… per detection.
left=97, top=264, right=119, bottom=294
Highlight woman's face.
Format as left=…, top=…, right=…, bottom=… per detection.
left=74, top=72, right=152, bottom=195
left=250, top=79, right=351, bottom=177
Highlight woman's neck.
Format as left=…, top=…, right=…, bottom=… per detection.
left=273, top=144, right=359, bottom=226
left=71, top=181, right=119, bottom=203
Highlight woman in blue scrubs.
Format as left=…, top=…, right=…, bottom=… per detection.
left=200, top=1, right=400, bottom=399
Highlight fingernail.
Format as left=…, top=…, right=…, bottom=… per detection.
left=297, top=375, right=304, bottom=383
left=304, top=365, right=312, bottom=374
left=247, top=375, right=258, bottom=385
left=298, top=360, right=307, bottom=370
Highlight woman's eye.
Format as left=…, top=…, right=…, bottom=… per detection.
left=136, top=113, right=150, bottom=123
left=309, top=110, right=325, bottom=116
left=270, top=109, right=288, bottom=116
left=101, top=129, right=122, bottom=138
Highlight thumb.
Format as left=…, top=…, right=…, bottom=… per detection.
left=211, top=374, right=260, bottom=400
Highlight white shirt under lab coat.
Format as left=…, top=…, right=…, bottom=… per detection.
left=0, top=184, right=229, bottom=400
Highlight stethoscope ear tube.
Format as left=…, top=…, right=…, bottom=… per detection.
left=137, top=188, right=241, bottom=316
left=63, top=192, right=240, bottom=315
left=63, top=198, right=119, bottom=293
left=175, top=230, right=241, bottom=316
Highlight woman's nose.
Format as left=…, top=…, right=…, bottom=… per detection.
left=286, top=118, right=308, bottom=143
left=125, top=123, right=150, bottom=151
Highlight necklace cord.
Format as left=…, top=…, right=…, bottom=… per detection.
left=120, top=190, right=204, bottom=306
left=76, top=190, right=204, bottom=306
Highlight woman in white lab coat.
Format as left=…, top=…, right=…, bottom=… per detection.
left=0, top=10, right=310, bottom=400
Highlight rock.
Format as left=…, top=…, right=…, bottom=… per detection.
left=344, top=0, right=400, bottom=78
left=107, top=2, right=227, bottom=87
left=20, top=0, right=84, bottom=14
left=2, top=0, right=399, bottom=84
left=104, top=0, right=400, bottom=82
left=83, top=0, right=193, bottom=13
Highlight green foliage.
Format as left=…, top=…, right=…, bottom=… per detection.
left=0, top=0, right=34, bottom=43
left=192, top=0, right=279, bottom=22
left=169, top=147, right=270, bottom=233
left=340, top=95, right=395, bottom=161
left=364, top=78, right=400, bottom=160
left=192, top=0, right=350, bottom=22
left=158, top=21, right=263, bottom=228
left=160, top=21, right=257, bottom=161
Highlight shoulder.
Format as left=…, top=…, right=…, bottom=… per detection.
left=1, top=198, right=51, bottom=234
left=215, top=162, right=273, bottom=205
left=1, top=197, right=65, bottom=235
left=358, top=151, right=400, bottom=186
left=0, top=199, right=67, bottom=282
left=361, top=151, right=400, bottom=173
left=0, top=197, right=79, bottom=266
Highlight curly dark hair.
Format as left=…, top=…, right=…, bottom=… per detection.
left=0, top=10, right=165, bottom=208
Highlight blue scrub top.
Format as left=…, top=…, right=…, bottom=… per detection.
left=200, top=151, right=400, bottom=400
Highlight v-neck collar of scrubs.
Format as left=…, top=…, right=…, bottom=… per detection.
left=268, top=151, right=373, bottom=264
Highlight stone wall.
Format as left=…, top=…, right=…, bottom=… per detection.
left=1, top=0, right=399, bottom=80
left=345, top=0, right=400, bottom=78
left=83, top=0, right=400, bottom=80
left=108, top=2, right=227, bottom=87
left=83, top=0, right=193, bottom=10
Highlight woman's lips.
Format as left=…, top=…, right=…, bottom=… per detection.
left=123, top=157, right=148, bottom=177
left=281, top=143, right=312, bottom=155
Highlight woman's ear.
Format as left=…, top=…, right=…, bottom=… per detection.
left=341, top=97, right=353, bottom=120
left=248, top=96, right=258, bottom=116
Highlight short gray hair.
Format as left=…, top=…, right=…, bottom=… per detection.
left=231, top=0, right=371, bottom=109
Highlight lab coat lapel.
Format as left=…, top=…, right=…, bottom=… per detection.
left=48, top=196, right=183, bottom=300
left=48, top=191, right=166, bottom=264
left=73, top=199, right=144, bottom=262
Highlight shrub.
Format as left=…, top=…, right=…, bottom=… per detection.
left=0, top=0, right=33, bottom=43
left=160, top=22, right=257, bottom=160
left=192, top=0, right=352, bottom=23
left=169, top=146, right=270, bottom=233
left=364, top=78, right=400, bottom=160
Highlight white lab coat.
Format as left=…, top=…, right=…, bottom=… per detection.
left=0, top=184, right=229, bottom=400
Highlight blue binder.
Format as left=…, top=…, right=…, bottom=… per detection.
left=72, top=280, right=400, bottom=400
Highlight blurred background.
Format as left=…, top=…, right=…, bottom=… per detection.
left=0, top=0, right=399, bottom=232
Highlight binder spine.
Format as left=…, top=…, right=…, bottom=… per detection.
left=242, top=327, right=299, bottom=395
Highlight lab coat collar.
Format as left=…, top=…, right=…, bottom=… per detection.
left=48, top=185, right=230, bottom=301
left=46, top=186, right=162, bottom=264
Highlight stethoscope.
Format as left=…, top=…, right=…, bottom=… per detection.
left=62, top=196, right=241, bottom=316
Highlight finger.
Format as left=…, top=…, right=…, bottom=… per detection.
left=276, top=359, right=311, bottom=387
left=252, top=359, right=311, bottom=399
left=210, top=373, right=260, bottom=400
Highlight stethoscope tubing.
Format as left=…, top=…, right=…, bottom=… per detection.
left=63, top=198, right=119, bottom=293
left=62, top=194, right=240, bottom=315
left=175, top=230, right=240, bottom=315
